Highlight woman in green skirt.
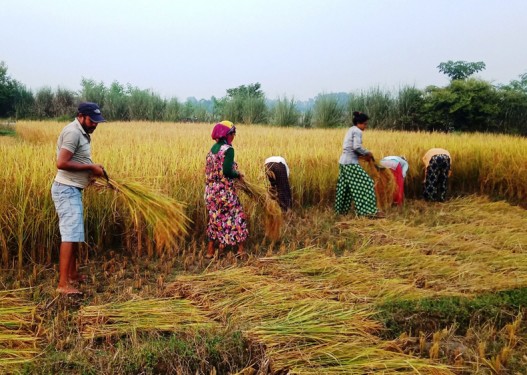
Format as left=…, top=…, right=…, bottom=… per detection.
left=335, top=111, right=384, bottom=218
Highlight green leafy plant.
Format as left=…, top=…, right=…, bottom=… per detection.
left=438, top=60, right=486, bottom=80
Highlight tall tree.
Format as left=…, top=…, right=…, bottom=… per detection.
left=34, top=87, right=55, bottom=119
left=218, top=83, right=267, bottom=124
left=105, top=81, right=130, bottom=121
left=163, top=97, right=181, bottom=122
left=226, top=83, right=264, bottom=99
left=422, top=78, right=498, bottom=132
left=270, top=96, right=300, bottom=126
left=504, top=72, right=527, bottom=93
left=80, top=78, right=106, bottom=107
left=312, top=94, right=344, bottom=128
left=53, top=87, right=76, bottom=118
left=126, top=85, right=150, bottom=120
left=13, top=82, right=34, bottom=119
left=438, top=60, right=486, bottom=80
left=0, top=62, right=17, bottom=117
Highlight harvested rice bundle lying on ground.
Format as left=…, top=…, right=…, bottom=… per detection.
left=78, top=298, right=213, bottom=339
left=171, top=263, right=452, bottom=374
left=259, top=247, right=432, bottom=303
left=361, top=159, right=397, bottom=210
left=95, top=176, right=191, bottom=254
left=341, top=197, right=527, bottom=293
left=237, top=179, right=283, bottom=241
left=0, top=291, right=40, bottom=370
left=269, top=343, right=453, bottom=374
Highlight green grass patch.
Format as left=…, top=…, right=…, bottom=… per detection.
left=377, top=287, right=527, bottom=337
left=0, top=128, right=15, bottom=136
left=21, top=330, right=255, bottom=375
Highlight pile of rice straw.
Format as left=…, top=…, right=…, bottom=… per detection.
left=96, top=177, right=191, bottom=254
left=238, top=179, right=283, bottom=241
left=0, top=291, right=40, bottom=371
left=361, top=159, right=397, bottom=211
left=78, top=298, right=212, bottom=339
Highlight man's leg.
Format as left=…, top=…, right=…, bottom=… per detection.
left=52, top=182, right=84, bottom=293
left=68, top=242, right=81, bottom=282
left=58, top=242, right=81, bottom=293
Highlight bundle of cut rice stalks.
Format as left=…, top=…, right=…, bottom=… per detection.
left=172, top=266, right=452, bottom=374
left=95, top=176, right=191, bottom=255
left=78, top=298, right=212, bottom=340
left=237, top=179, right=283, bottom=241
left=0, top=291, right=40, bottom=371
left=361, top=159, right=397, bottom=211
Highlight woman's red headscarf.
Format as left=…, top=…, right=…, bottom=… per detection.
left=211, top=120, right=236, bottom=145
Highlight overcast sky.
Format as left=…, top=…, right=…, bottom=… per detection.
left=2, top=0, right=526, bottom=101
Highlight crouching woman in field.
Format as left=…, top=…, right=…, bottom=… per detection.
left=204, top=121, right=248, bottom=258
left=335, top=111, right=384, bottom=218
left=422, top=147, right=452, bottom=202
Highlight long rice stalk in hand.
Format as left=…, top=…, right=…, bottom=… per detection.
left=237, top=179, right=283, bottom=241
left=95, top=177, right=191, bottom=255
left=361, top=159, right=397, bottom=210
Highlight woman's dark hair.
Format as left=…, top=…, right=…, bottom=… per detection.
left=352, top=111, right=369, bottom=125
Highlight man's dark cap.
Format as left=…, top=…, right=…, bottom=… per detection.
left=78, top=102, right=106, bottom=123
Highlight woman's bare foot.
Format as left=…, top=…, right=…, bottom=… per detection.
left=56, top=285, right=82, bottom=295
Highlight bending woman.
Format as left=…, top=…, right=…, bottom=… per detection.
left=205, top=121, right=248, bottom=258
left=422, top=148, right=452, bottom=202
left=264, top=156, right=293, bottom=212
left=380, top=155, right=409, bottom=206
left=335, top=111, right=384, bottom=218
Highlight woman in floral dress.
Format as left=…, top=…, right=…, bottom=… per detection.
left=205, top=121, right=248, bottom=258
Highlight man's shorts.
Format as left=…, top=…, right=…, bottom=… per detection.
left=51, top=181, right=85, bottom=242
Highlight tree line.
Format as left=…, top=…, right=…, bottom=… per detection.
left=1, top=61, right=526, bottom=134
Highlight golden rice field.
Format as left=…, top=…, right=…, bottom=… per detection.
left=1, top=121, right=526, bottom=267
left=0, top=121, right=526, bottom=374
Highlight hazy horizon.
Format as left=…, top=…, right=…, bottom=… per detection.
left=2, top=0, right=526, bottom=101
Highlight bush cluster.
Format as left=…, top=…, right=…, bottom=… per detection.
left=1, top=61, right=527, bottom=134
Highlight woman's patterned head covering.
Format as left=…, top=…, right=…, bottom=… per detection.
left=211, top=120, right=236, bottom=142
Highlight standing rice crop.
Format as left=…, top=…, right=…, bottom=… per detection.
left=2, top=121, right=527, bottom=266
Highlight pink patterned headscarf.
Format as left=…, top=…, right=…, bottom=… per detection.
left=211, top=120, right=236, bottom=144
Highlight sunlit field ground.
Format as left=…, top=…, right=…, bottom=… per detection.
left=1, top=121, right=526, bottom=373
